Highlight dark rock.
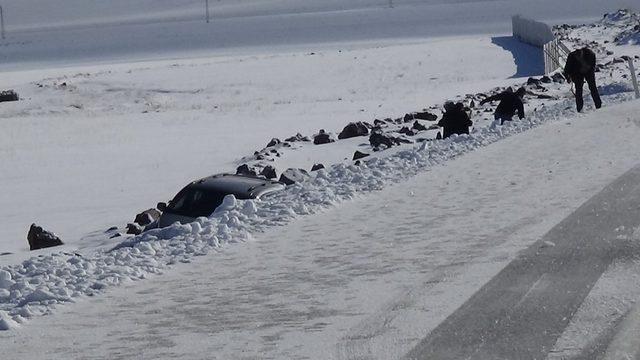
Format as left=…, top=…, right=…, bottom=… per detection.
left=551, top=73, right=566, bottom=83
left=311, top=163, right=325, bottom=171
left=126, top=223, right=144, bottom=235
left=279, top=168, right=309, bottom=185
left=134, top=208, right=161, bottom=226
left=436, top=132, right=442, bottom=140
left=527, top=77, right=542, bottom=85
left=338, top=122, right=369, bottom=139
left=266, top=138, right=281, bottom=147
left=373, top=119, right=387, bottom=126
left=236, top=164, right=258, bottom=177
left=398, top=127, right=415, bottom=136
left=403, top=114, right=414, bottom=122
left=285, top=133, right=311, bottom=142
left=0, top=90, right=19, bottom=103
left=27, top=223, right=63, bottom=251
left=106, top=226, right=118, bottom=232
left=369, top=132, right=395, bottom=148
left=313, top=129, right=336, bottom=145
left=412, top=121, right=427, bottom=131
left=260, top=165, right=277, bottom=179
left=109, top=233, right=122, bottom=239
left=540, top=76, right=552, bottom=83
left=353, top=151, right=369, bottom=160
left=413, top=111, right=438, bottom=121
left=354, top=160, right=361, bottom=166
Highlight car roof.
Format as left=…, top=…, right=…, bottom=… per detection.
left=186, top=173, right=284, bottom=198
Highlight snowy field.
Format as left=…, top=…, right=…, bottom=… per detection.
left=2, top=0, right=640, bottom=358
left=0, top=0, right=635, bottom=258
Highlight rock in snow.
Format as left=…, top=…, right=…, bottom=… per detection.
left=313, top=129, right=336, bottom=145
left=353, top=150, right=370, bottom=160
left=266, top=138, right=281, bottom=147
left=126, top=223, right=144, bottom=235
left=260, top=165, right=278, bottom=179
left=338, top=122, right=369, bottom=139
left=285, top=133, right=311, bottom=142
left=279, top=168, right=309, bottom=185
left=236, top=164, right=258, bottom=177
left=134, top=208, right=161, bottom=226
left=26, top=224, right=63, bottom=251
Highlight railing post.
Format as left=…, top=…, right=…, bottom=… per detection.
left=0, top=6, right=5, bottom=40
left=628, top=58, right=640, bottom=99
left=205, top=0, right=210, bottom=23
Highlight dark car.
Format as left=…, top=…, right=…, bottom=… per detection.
left=154, top=173, right=285, bottom=228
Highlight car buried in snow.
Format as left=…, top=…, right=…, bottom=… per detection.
left=151, top=173, right=285, bottom=228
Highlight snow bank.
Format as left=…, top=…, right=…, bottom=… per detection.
left=512, top=15, right=555, bottom=47
left=0, top=88, right=633, bottom=328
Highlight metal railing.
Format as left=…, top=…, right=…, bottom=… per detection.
left=543, top=38, right=571, bottom=74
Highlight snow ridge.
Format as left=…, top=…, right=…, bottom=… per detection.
left=0, top=90, right=633, bottom=329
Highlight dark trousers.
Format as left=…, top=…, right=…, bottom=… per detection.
left=495, top=113, right=513, bottom=125
left=573, top=72, right=602, bottom=112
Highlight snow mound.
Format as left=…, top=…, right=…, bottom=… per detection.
left=0, top=311, right=19, bottom=330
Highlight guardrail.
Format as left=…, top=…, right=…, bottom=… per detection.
left=543, top=38, right=571, bottom=74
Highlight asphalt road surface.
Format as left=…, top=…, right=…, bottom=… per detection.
left=405, top=165, right=640, bottom=360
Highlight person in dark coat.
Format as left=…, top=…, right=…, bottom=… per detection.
left=438, top=102, right=472, bottom=139
left=480, top=87, right=525, bottom=125
left=564, top=47, right=602, bottom=112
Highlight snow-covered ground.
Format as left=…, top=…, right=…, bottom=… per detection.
left=0, top=36, right=528, bottom=259
left=3, top=91, right=640, bottom=359
left=2, top=0, right=640, bottom=358
left=0, top=0, right=636, bottom=259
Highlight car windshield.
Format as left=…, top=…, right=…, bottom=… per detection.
left=166, top=188, right=227, bottom=218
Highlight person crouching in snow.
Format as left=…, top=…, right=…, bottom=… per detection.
left=564, top=47, right=602, bottom=112
left=480, top=87, right=525, bottom=125
left=438, top=102, right=472, bottom=139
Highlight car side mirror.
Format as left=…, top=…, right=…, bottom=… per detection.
left=157, top=202, right=167, bottom=212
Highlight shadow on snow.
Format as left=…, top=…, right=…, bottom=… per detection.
left=492, top=36, right=544, bottom=78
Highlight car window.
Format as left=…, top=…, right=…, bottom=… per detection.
left=167, top=188, right=227, bottom=217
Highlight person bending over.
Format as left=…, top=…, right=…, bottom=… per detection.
left=564, top=47, right=602, bottom=112
left=480, top=87, right=525, bottom=125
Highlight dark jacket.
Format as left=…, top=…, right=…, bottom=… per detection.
left=481, top=91, right=524, bottom=119
left=438, top=104, right=472, bottom=139
left=564, top=48, right=596, bottom=79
